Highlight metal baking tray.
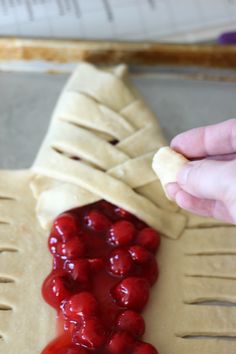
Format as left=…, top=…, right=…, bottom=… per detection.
left=0, top=38, right=236, bottom=169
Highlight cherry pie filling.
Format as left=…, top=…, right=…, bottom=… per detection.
left=42, top=200, right=160, bottom=354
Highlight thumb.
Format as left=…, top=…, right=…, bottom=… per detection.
left=177, top=159, right=233, bottom=201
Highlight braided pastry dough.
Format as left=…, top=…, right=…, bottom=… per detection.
left=31, top=63, right=186, bottom=239
left=0, top=63, right=235, bottom=354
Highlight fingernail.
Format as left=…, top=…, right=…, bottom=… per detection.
left=178, top=163, right=192, bottom=185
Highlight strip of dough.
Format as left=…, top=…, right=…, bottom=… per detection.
left=152, top=146, right=188, bottom=198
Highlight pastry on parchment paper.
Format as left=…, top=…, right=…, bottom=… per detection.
left=0, top=63, right=235, bottom=354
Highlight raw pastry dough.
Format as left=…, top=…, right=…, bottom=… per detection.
left=0, top=171, right=54, bottom=354
left=0, top=63, right=235, bottom=354
left=152, top=146, right=188, bottom=198
left=31, top=64, right=185, bottom=240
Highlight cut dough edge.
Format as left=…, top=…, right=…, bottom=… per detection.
left=152, top=146, right=188, bottom=199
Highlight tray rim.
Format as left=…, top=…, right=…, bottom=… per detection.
left=1, top=38, right=236, bottom=69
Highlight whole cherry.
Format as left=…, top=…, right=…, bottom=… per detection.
left=64, top=259, right=91, bottom=284
left=107, top=331, right=135, bottom=354
left=129, top=245, right=151, bottom=264
left=108, top=220, right=135, bottom=247
left=136, top=228, right=160, bottom=253
left=140, top=257, right=159, bottom=286
left=108, top=248, right=133, bottom=276
left=59, top=237, right=86, bottom=259
left=116, top=310, right=145, bottom=338
left=53, top=213, right=79, bottom=242
left=73, top=317, right=106, bottom=349
left=111, top=277, right=150, bottom=311
left=85, top=210, right=110, bottom=231
left=42, top=271, right=72, bottom=308
left=62, top=292, right=99, bottom=320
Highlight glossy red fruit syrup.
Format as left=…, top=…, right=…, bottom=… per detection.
left=42, top=200, right=160, bottom=354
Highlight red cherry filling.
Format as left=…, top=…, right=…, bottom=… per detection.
left=73, top=318, right=106, bottom=349
left=62, top=292, right=99, bottom=320
left=111, top=277, right=150, bottom=311
left=129, top=245, right=151, bottom=264
left=42, top=200, right=160, bottom=354
left=56, top=345, right=88, bottom=354
left=49, top=233, right=85, bottom=259
left=108, top=248, right=133, bottom=276
left=88, top=258, right=104, bottom=272
left=116, top=310, right=145, bottom=337
left=60, top=238, right=86, bottom=259
left=107, top=331, right=135, bottom=354
left=133, top=342, right=159, bottom=354
left=85, top=210, right=110, bottom=231
left=108, top=220, right=135, bottom=246
left=136, top=228, right=161, bottom=253
left=115, top=207, right=131, bottom=218
left=42, top=336, right=89, bottom=354
left=53, top=213, right=79, bottom=241
left=64, top=259, right=90, bottom=283
left=42, top=271, right=73, bottom=309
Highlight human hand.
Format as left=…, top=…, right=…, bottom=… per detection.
left=166, top=119, right=236, bottom=224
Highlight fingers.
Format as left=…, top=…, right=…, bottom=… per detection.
left=166, top=184, right=233, bottom=223
left=165, top=182, right=180, bottom=200
left=171, top=119, right=236, bottom=158
left=205, top=152, right=236, bottom=161
left=166, top=182, right=213, bottom=217
left=176, top=159, right=233, bottom=201
left=175, top=190, right=216, bottom=218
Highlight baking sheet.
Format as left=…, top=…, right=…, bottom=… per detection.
left=0, top=68, right=236, bottom=169
left=1, top=39, right=236, bottom=70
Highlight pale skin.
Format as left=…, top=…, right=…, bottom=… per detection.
left=166, top=119, right=236, bottom=224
